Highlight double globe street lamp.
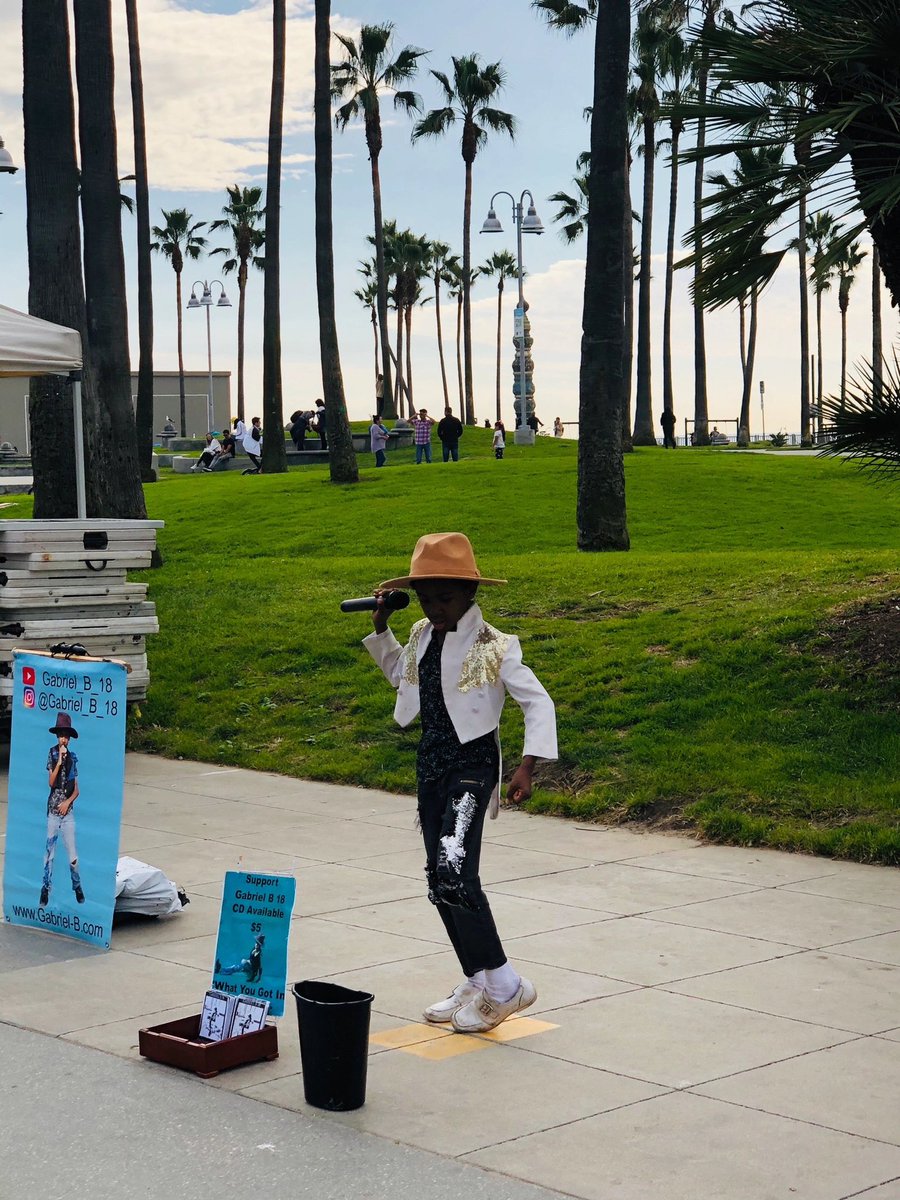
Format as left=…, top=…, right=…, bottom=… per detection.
left=187, top=280, right=231, bottom=434
left=481, top=189, right=544, bottom=444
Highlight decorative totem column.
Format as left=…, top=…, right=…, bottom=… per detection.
left=512, top=303, right=536, bottom=445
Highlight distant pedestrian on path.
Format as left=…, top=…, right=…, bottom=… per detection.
left=370, top=414, right=390, bottom=468
left=314, top=399, right=328, bottom=451
left=660, top=408, right=677, bottom=449
left=492, top=421, right=505, bottom=460
left=242, top=416, right=262, bottom=473
left=437, top=406, right=463, bottom=462
left=362, top=532, right=557, bottom=1033
left=413, top=409, right=436, bottom=464
left=553, top=417, right=564, bottom=438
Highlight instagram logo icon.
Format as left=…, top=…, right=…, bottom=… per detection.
left=23, top=686, right=35, bottom=709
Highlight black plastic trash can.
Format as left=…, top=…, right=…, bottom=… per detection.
left=292, top=980, right=374, bottom=1111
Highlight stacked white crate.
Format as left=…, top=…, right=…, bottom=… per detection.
left=0, top=519, right=163, bottom=707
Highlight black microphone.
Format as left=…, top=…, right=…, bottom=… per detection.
left=340, top=590, right=410, bottom=613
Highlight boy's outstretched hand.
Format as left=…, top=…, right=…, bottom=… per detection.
left=506, top=757, right=536, bottom=804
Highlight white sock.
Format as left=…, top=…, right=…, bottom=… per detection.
left=483, top=961, right=520, bottom=1002
left=467, top=971, right=486, bottom=989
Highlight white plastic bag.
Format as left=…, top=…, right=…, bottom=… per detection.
left=115, top=856, right=185, bottom=918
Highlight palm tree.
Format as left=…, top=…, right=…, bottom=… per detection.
left=261, top=0, right=287, bottom=474
left=333, top=25, right=426, bottom=422
left=836, top=241, right=867, bottom=410
left=822, top=353, right=900, bottom=476
left=872, top=246, right=884, bottom=407
left=549, top=162, right=590, bottom=243
left=428, top=241, right=459, bottom=412
left=445, top=259, right=466, bottom=422
left=23, top=0, right=99, bottom=517
left=73, top=0, right=146, bottom=518
left=151, top=209, right=206, bottom=437
left=805, top=211, right=841, bottom=439
left=379, top=223, right=430, bottom=418
left=659, top=23, right=693, bottom=427
left=124, top=0, right=154, bottom=482
left=629, top=6, right=667, bottom=446
left=413, top=55, right=516, bottom=425
left=209, top=185, right=265, bottom=424
left=355, top=265, right=380, bottom=381
left=701, top=145, right=784, bottom=446
left=480, top=251, right=518, bottom=422
left=314, top=0, right=358, bottom=483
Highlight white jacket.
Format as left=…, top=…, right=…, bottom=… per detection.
left=363, top=603, right=557, bottom=817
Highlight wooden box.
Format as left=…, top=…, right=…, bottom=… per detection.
left=138, top=1014, right=279, bottom=1079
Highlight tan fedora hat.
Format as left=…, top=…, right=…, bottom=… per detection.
left=379, top=532, right=506, bottom=589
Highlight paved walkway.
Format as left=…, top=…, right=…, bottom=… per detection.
left=1, top=754, right=899, bottom=1199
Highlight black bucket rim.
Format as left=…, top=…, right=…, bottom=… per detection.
left=292, top=979, right=374, bottom=1006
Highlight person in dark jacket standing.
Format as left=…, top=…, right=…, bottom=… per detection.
left=437, top=407, right=464, bottom=463
left=660, top=408, right=677, bottom=448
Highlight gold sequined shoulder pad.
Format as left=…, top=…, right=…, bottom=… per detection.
left=401, top=618, right=430, bottom=686
left=458, top=622, right=511, bottom=693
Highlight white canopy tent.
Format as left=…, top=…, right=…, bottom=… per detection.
left=0, top=304, right=87, bottom=517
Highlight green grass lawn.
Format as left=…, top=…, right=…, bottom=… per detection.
left=10, top=428, right=898, bottom=862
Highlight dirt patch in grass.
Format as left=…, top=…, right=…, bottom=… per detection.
left=530, top=759, right=596, bottom=797
left=815, top=595, right=900, bottom=684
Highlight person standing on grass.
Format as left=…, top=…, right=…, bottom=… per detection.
left=660, top=409, right=677, bottom=449
left=413, top=408, right=436, bottom=464
left=492, top=421, right=505, bottom=460
left=370, top=414, right=390, bottom=468
left=553, top=417, right=564, bottom=438
left=362, top=532, right=557, bottom=1033
left=437, top=406, right=464, bottom=463
left=314, top=399, right=328, bottom=451
left=242, top=416, right=262, bottom=473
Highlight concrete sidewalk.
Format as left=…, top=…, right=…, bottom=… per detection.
left=1, top=753, right=899, bottom=1199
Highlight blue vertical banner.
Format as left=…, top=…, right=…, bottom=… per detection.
left=3, top=652, right=127, bottom=949
left=212, top=872, right=296, bottom=1017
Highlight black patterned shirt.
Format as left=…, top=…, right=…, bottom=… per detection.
left=416, top=634, right=498, bottom=782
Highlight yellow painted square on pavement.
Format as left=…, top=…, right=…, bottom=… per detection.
left=369, top=1022, right=451, bottom=1049
left=478, top=1017, right=560, bottom=1043
left=401, top=1034, right=490, bottom=1060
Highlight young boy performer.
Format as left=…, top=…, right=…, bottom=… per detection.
left=362, top=532, right=557, bottom=1033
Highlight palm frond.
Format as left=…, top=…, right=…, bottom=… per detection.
left=411, top=107, right=456, bottom=140
left=531, top=0, right=597, bottom=35
left=820, top=356, right=900, bottom=480
left=392, top=90, right=422, bottom=115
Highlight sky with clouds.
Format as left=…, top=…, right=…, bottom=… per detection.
left=0, top=0, right=893, bottom=438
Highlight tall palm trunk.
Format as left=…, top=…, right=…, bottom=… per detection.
left=738, top=294, right=747, bottom=376
left=633, top=113, right=656, bottom=444
left=434, top=270, right=450, bottom=410
left=462, top=155, right=476, bottom=425
left=236, top=258, right=248, bottom=421
left=455, top=293, right=464, bottom=423
left=738, top=286, right=758, bottom=446
left=371, top=305, right=380, bottom=380
left=815, top=282, right=824, bottom=441
left=797, top=188, right=811, bottom=444
left=839, top=293, right=849, bottom=411
left=395, top=304, right=405, bottom=418
left=125, top=0, right=154, bottom=481
left=662, top=119, right=681, bottom=422
left=262, top=0, right=287, bottom=473
left=692, top=13, right=712, bottom=446
left=314, top=0, right=358, bottom=483
left=405, top=302, right=414, bottom=412
left=622, top=152, right=634, bottom=453
left=495, top=276, right=505, bottom=422
left=23, top=0, right=98, bottom=517
left=73, top=0, right=146, bottom=519
left=872, top=245, right=883, bottom=407
left=174, top=262, right=186, bottom=435
left=369, top=140, right=395, bottom=420
left=578, top=0, right=630, bottom=551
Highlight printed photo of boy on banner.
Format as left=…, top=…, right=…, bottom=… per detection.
left=2, top=652, right=127, bottom=949
left=213, top=872, right=296, bottom=1016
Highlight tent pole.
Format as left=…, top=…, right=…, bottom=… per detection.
left=71, top=371, right=87, bottom=518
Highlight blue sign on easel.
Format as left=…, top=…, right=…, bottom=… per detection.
left=212, top=871, right=296, bottom=1017
left=3, top=652, right=127, bottom=949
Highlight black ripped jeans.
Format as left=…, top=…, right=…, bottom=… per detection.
left=417, top=760, right=507, bottom=977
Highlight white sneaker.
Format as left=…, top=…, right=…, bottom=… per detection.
left=423, top=981, right=483, bottom=1024
left=451, top=978, right=537, bottom=1033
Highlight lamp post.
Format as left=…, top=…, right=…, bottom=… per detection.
left=187, top=280, right=231, bottom=433
left=0, top=136, right=18, bottom=174
left=481, top=189, right=543, bottom=444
